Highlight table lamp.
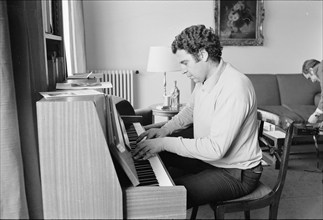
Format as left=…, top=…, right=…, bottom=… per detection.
left=147, top=46, right=181, bottom=107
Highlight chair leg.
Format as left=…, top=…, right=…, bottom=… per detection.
left=244, top=210, right=250, bottom=219
left=190, top=206, right=199, bottom=220
left=269, top=202, right=279, bottom=220
left=214, top=206, right=225, bottom=220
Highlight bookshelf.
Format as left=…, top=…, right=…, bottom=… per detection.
left=6, top=0, right=66, bottom=218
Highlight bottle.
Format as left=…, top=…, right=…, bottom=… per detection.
left=171, top=80, right=180, bottom=110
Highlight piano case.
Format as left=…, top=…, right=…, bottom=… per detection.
left=36, top=94, right=186, bottom=219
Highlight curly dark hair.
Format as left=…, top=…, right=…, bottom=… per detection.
left=171, top=25, right=223, bottom=62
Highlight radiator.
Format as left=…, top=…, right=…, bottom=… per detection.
left=89, top=69, right=137, bottom=105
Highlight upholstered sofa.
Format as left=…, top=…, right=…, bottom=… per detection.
left=246, top=74, right=322, bottom=124
left=247, top=73, right=322, bottom=145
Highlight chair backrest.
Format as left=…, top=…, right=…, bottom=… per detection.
left=272, top=122, right=294, bottom=195
left=257, top=110, right=294, bottom=196
left=247, top=74, right=281, bottom=106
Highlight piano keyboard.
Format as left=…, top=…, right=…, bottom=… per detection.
left=127, top=123, right=173, bottom=187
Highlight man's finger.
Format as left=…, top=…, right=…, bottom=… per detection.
left=133, top=144, right=150, bottom=160
left=137, top=131, right=148, bottom=142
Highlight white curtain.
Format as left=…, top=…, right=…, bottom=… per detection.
left=0, top=1, right=28, bottom=219
left=62, top=0, right=87, bottom=75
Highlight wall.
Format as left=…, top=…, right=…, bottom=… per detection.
left=83, top=0, right=322, bottom=109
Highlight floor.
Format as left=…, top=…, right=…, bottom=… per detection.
left=185, top=144, right=323, bottom=219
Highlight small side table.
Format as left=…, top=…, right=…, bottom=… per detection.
left=150, top=103, right=185, bottom=123
left=262, top=124, right=322, bottom=172
left=262, top=129, right=286, bottom=169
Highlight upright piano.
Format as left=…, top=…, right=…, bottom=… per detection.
left=36, top=93, right=186, bottom=219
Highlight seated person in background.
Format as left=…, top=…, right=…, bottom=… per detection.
left=133, top=24, right=263, bottom=209
left=302, top=59, right=323, bottom=124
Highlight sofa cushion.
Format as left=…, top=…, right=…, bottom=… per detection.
left=258, top=106, right=322, bottom=145
left=246, top=74, right=281, bottom=106
left=283, top=104, right=323, bottom=122
left=258, top=105, right=304, bottom=123
left=276, top=74, right=321, bottom=106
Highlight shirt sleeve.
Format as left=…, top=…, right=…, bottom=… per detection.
left=161, top=96, right=194, bottom=134
left=162, top=87, right=254, bottom=161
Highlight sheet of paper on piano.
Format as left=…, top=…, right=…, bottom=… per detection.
left=39, top=89, right=103, bottom=99
left=56, top=81, right=112, bottom=90
left=67, top=72, right=94, bottom=79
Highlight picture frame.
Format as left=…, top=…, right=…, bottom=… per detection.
left=214, top=0, right=265, bottom=46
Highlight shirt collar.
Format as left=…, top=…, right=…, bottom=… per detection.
left=201, top=59, right=226, bottom=93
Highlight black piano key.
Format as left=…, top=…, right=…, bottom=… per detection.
left=139, top=182, right=159, bottom=186
left=136, top=169, right=153, bottom=173
left=128, top=134, right=137, bottom=140
left=138, top=179, right=159, bottom=186
left=135, top=164, right=152, bottom=168
left=138, top=173, right=156, bottom=178
left=136, top=169, right=155, bottom=173
left=138, top=179, right=159, bottom=185
left=135, top=166, right=154, bottom=172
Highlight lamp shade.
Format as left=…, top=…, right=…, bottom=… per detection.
left=147, top=46, right=181, bottom=72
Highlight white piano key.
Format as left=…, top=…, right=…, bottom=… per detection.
left=133, top=123, right=174, bottom=186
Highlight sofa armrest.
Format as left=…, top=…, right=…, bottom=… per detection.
left=257, top=109, right=293, bottom=131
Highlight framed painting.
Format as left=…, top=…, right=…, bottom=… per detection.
left=214, top=0, right=265, bottom=46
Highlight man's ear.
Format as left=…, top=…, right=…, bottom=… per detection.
left=312, top=64, right=320, bottom=75
left=309, top=67, right=314, bottom=75
left=199, top=49, right=209, bottom=62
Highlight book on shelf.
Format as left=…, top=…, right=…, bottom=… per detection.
left=42, top=0, right=53, bottom=34
left=47, top=55, right=66, bottom=91
left=41, top=0, right=48, bottom=33
left=47, top=56, right=56, bottom=90
left=56, top=56, right=66, bottom=82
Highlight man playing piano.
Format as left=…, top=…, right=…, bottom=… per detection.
left=134, top=24, right=263, bottom=209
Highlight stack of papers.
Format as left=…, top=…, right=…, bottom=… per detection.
left=67, top=72, right=94, bottom=79
left=56, top=82, right=112, bottom=90
left=40, top=90, right=103, bottom=99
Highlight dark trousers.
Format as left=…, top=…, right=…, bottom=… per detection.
left=159, top=151, right=262, bottom=209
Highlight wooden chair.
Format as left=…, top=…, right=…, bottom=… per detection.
left=190, top=111, right=295, bottom=220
